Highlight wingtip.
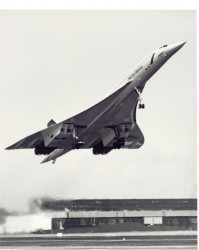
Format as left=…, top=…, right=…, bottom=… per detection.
left=41, top=156, right=51, bottom=164
left=40, top=159, right=47, bottom=164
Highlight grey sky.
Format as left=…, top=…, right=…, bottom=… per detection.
left=0, top=10, right=196, bottom=211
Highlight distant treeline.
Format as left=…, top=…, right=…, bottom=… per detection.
left=38, top=199, right=197, bottom=211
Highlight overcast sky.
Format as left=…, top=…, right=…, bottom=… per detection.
left=0, top=10, right=196, bottom=212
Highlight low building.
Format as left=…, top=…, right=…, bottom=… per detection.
left=51, top=199, right=197, bottom=233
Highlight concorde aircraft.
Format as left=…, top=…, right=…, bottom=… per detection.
left=6, top=42, right=186, bottom=164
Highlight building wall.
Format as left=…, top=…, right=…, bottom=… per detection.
left=144, top=216, right=162, bottom=225
left=51, top=208, right=197, bottom=232
left=52, top=215, right=197, bottom=231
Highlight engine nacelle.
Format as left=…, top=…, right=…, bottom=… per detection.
left=35, top=142, right=57, bottom=155
left=93, top=141, right=113, bottom=155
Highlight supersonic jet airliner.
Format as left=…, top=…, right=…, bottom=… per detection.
left=6, top=41, right=186, bottom=164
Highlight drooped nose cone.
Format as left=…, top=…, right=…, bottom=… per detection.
left=166, top=41, right=186, bottom=57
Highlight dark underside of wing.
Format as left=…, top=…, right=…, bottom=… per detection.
left=6, top=81, right=145, bottom=158
left=62, top=82, right=134, bottom=125
left=5, top=123, right=63, bottom=150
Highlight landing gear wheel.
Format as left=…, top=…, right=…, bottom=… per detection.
left=139, top=103, right=145, bottom=109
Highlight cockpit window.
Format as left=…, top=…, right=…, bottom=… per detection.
left=159, top=44, right=168, bottom=49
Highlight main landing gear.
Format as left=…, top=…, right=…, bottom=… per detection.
left=134, top=86, right=145, bottom=109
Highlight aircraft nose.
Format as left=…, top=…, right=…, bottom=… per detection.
left=174, top=41, right=187, bottom=50
left=167, top=41, right=186, bottom=56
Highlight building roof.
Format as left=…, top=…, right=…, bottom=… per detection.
left=39, top=199, right=197, bottom=211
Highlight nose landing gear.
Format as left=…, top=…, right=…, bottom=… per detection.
left=139, top=103, right=145, bottom=109
left=134, top=86, right=145, bottom=109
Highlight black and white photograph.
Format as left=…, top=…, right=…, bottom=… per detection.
left=0, top=1, right=197, bottom=249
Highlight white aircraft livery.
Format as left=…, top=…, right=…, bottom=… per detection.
left=6, top=42, right=186, bottom=164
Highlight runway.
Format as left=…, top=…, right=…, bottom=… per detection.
left=0, top=233, right=197, bottom=249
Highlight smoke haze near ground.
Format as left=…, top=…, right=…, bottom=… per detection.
left=0, top=197, right=66, bottom=234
